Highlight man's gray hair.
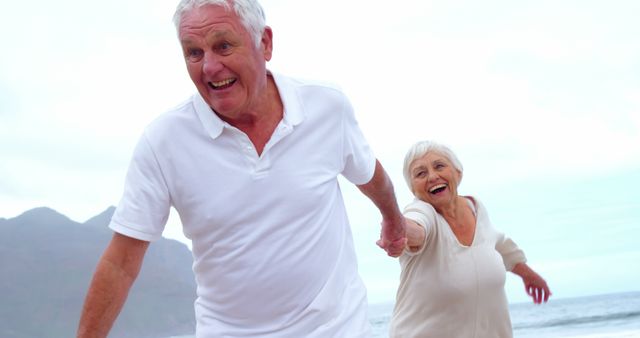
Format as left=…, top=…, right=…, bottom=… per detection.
left=173, top=0, right=266, bottom=47
left=403, top=140, right=464, bottom=193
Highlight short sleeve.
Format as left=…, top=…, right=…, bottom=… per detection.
left=475, top=198, right=527, bottom=271
left=109, top=132, right=171, bottom=242
left=339, top=94, right=376, bottom=185
left=402, top=199, right=437, bottom=256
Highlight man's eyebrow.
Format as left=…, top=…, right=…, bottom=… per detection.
left=208, top=30, right=232, bottom=43
left=213, top=30, right=230, bottom=37
left=180, top=31, right=232, bottom=45
left=180, top=37, right=195, bottom=45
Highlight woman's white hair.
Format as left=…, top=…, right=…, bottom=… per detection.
left=172, top=0, right=266, bottom=47
left=403, top=140, right=464, bottom=193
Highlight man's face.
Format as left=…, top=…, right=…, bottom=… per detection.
left=178, top=4, right=273, bottom=120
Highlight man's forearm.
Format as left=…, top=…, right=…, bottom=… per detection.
left=357, top=160, right=403, bottom=222
left=77, top=234, right=148, bottom=338
left=77, top=259, right=136, bottom=337
left=357, top=159, right=406, bottom=243
left=358, top=160, right=407, bottom=256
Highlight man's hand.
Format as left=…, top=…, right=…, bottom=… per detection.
left=356, top=160, right=407, bottom=257
left=376, top=217, right=407, bottom=257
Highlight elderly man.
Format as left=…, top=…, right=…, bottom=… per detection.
left=77, top=0, right=406, bottom=337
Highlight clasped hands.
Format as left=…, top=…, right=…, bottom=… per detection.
left=376, top=218, right=408, bottom=257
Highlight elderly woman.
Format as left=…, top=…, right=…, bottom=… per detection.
left=389, top=140, right=551, bottom=338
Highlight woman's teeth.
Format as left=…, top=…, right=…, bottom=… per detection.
left=429, top=184, right=447, bottom=194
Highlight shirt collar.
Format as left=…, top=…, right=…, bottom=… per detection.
left=193, top=70, right=305, bottom=140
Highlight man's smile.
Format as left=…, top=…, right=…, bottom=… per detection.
left=208, top=78, right=236, bottom=90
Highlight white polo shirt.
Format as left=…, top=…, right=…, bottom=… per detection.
left=110, top=73, right=376, bottom=337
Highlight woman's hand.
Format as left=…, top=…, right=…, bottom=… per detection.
left=376, top=217, right=407, bottom=257
left=512, top=263, right=552, bottom=304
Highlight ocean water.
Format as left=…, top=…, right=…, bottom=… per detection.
left=171, top=291, right=640, bottom=338
left=370, top=291, right=640, bottom=338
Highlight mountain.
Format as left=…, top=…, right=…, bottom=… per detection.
left=0, top=207, right=196, bottom=338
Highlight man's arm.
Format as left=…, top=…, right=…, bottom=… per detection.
left=357, top=159, right=407, bottom=257
left=77, top=233, right=149, bottom=338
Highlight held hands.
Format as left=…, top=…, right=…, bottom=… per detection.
left=376, top=217, right=407, bottom=257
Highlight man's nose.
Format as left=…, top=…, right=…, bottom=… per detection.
left=202, top=53, right=224, bottom=74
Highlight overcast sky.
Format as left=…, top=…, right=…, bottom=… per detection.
left=1, top=0, right=639, bottom=304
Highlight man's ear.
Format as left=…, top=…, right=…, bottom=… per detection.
left=261, top=26, right=273, bottom=61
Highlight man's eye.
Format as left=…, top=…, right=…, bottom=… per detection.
left=217, top=42, right=232, bottom=54
left=185, top=48, right=203, bottom=61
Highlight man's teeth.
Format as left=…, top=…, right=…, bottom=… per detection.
left=210, top=79, right=234, bottom=88
left=429, top=184, right=447, bottom=193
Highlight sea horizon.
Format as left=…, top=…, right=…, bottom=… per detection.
left=169, top=290, right=640, bottom=338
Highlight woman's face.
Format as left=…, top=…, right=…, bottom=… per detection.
left=409, top=151, right=462, bottom=208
